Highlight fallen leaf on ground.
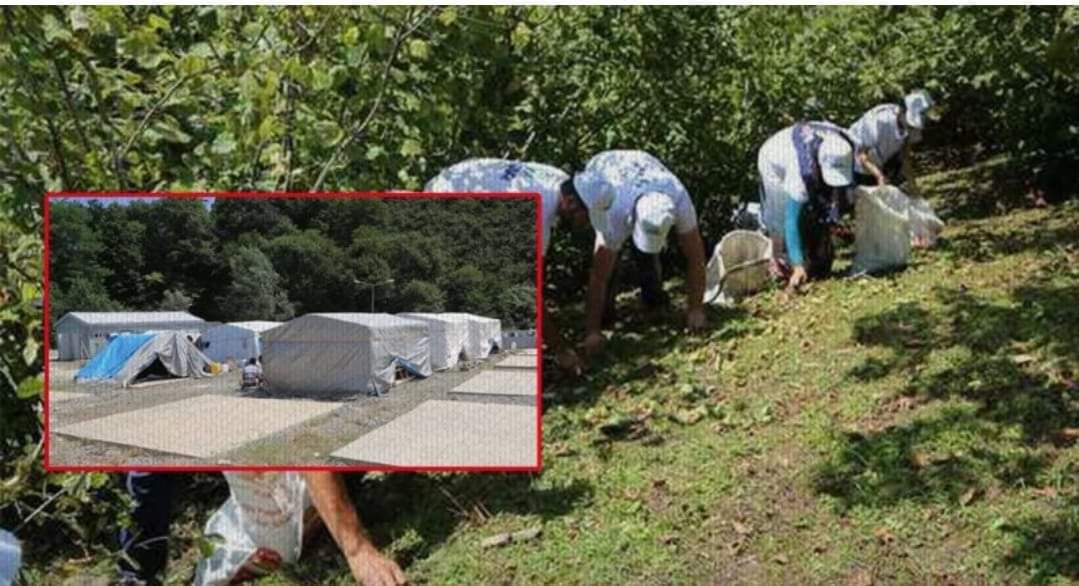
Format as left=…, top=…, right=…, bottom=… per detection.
left=1057, top=428, right=1079, bottom=444
left=847, top=568, right=874, bottom=586
left=732, top=521, right=753, bottom=536
left=481, top=533, right=512, bottom=549
left=511, top=527, right=542, bottom=543
left=1011, top=354, right=1036, bottom=365
left=773, top=554, right=789, bottom=565
left=1032, top=486, right=1058, bottom=499
left=959, top=488, right=978, bottom=506
left=874, top=527, right=896, bottom=546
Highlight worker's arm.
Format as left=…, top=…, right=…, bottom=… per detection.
left=900, top=143, right=919, bottom=195
left=858, top=151, right=887, bottom=187
left=303, top=472, right=406, bottom=586
left=677, top=227, right=707, bottom=331
left=784, top=197, right=808, bottom=288
left=542, top=303, right=581, bottom=375
left=583, top=235, right=618, bottom=355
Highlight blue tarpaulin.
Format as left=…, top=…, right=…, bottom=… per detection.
left=75, top=333, right=154, bottom=381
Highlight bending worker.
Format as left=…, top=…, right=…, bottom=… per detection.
left=425, top=158, right=611, bottom=374
left=758, top=121, right=858, bottom=288
left=848, top=90, right=934, bottom=193
left=564, top=150, right=708, bottom=358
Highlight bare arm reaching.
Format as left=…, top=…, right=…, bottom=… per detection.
left=303, top=472, right=406, bottom=586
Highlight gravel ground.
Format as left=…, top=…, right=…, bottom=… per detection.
left=46, top=352, right=539, bottom=467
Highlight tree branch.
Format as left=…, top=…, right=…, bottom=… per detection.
left=310, top=7, right=439, bottom=192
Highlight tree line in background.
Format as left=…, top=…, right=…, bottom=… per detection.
left=1, top=4, right=1077, bottom=564
left=48, top=197, right=537, bottom=333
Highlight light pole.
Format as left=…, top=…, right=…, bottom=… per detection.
left=354, top=278, right=394, bottom=312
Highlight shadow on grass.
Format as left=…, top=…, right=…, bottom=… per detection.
left=1001, top=496, right=1079, bottom=586
left=815, top=281, right=1078, bottom=513
left=939, top=215, right=1079, bottom=265
left=929, top=157, right=1034, bottom=222
left=543, top=291, right=754, bottom=410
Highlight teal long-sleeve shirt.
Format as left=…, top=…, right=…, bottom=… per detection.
left=785, top=197, right=805, bottom=267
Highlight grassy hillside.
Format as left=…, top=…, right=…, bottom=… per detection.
left=35, top=157, right=1078, bottom=585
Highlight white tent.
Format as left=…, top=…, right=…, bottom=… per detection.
left=261, top=313, right=432, bottom=397
left=440, top=313, right=502, bottom=360
left=398, top=313, right=471, bottom=370
left=54, top=311, right=207, bottom=361
left=198, top=321, right=282, bottom=364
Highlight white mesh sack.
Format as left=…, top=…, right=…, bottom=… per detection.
left=195, top=472, right=315, bottom=585
left=852, top=185, right=912, bottom=274
left=704, top=230, right=774, bottom=306
left=909, top=196, right=944, bottom=247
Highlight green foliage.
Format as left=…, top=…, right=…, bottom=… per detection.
left=217, top=245, right=294, bottom=320
left=394, top=279, right=446, bottom=313
left=159, top=287, right=194, bottom=311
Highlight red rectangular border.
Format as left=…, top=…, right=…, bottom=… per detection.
left=43, top=191, right=544, bottom=473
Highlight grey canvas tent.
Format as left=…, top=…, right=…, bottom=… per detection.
left=261, top=313, right=432, bottom=397
left=398, top=313, right=471, bottom=370
left=440, top=313, right=503, bottom=360
left=74, top=331, right=213, bottom=388
left=198, top=321, right=281, bottom=364
left=55, top=311, right=207, bottom=361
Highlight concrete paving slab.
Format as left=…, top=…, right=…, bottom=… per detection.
left=54, top=395, right=343, bottom=460
left=449, top=369, right=537, bottom=398
left=494, top=354, right=539, bottom=369
left=50, top=392, right=92, bottom=403
left=331, top=400, right=537, bottom=467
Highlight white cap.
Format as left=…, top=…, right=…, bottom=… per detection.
left=817, top=134, right=854, bottom=188
left=904, top=90, right=933, bottom=129
left=632, top=192, right=676, bottom=254
left=572, top=173, right=616, bottom=234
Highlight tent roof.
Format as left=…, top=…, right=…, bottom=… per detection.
left=309, top=313, right=426, bottom=328
left=439, top=312, right=500, bottom=324
left=58, top=311, right=204, bottom=328
left=399, top=312, right=472, bottom=325
left=224, top=321, right=282, bottom=333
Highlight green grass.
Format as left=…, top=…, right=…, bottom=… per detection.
left=42, top=158, right=1079, bottom=585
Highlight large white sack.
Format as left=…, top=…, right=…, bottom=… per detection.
left=852, top=186, right=912, bottom=274
left=195, top=472, right=313, bottom=586
left=909, top=196, right=945, bottom=247
left=0, top=529, right=20, bottom=585
left=704, top=230, right=773, bottom=306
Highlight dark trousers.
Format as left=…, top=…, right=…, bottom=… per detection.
left=603, top=246, right=668, bottom=327
left=119, top=473, right=176, bottom=585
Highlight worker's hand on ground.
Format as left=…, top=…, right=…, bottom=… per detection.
left=686, top=307, right=707, bottom=332
left=556, top=348, right=583, bottom=376
left=876, top=176, right=888, bottom=187
left=787, top=265, right=808, bottom=291
left=583, top=331, right=606, bottom=357
left=346, top=546, right=407, bottom=586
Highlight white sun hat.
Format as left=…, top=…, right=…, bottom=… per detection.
left=632, top=192, right=676, bottom=254
left=572, top=172, right=616, bottom=234
left=904, top=90, right=934, bottom=129
left=817, top=133, right=854, bottom=188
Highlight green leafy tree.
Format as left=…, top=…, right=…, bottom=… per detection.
left=47, top=202, right=110, bottom=290
left=159, top=288, right=195, bottom=312
left=393, top=279, right=446, bottom=313
left=266, top=229, right=355, bottom=312
left=217, top=245, right=294, bottom=320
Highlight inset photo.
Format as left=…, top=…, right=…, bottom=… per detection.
left=44, top=193, right=541, bottom=470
